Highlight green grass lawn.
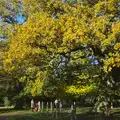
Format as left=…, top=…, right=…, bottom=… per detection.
left=0, top=107, right=120, bottom=120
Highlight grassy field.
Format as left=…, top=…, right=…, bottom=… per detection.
left=0, top=107, right=120, bottom=120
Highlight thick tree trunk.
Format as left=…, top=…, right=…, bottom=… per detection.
left=14, top=99, right=24, bottom=110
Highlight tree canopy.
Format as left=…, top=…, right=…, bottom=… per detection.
left=0, top=0, right=120, bottom=107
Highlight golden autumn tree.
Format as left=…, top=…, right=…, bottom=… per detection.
left=2, top=0, right=120, bottom=109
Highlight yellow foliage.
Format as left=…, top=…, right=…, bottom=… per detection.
left=3, top=0, right=120, bottom=96
left=31, top=72, right=44, bottom=96
left=112, top=22, right=120, bottom=33
left=66, top=85, right=96, bottom=95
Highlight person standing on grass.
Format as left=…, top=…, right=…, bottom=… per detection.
left=71, top=102, right=77, bottom=120
left=34, top=103, right=38, bottom=112
left=54, top=99, right=59, bottom=109
left=31, top=99, right=34, bottom=112
left=54, top=99, right=60, bottom=118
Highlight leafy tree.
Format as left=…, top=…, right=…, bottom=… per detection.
left=1, top=0, right=120, bottom=113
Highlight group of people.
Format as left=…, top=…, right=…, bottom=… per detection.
left=31, top=99, right=62, bottom=112
left=31, top=100, right=40, bottom=112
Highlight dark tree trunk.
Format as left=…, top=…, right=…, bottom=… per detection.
left=14, top=98, right=24, bottom=110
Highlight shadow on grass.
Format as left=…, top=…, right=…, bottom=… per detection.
left=0, top=108, right=14, bottom=114
left=6, top=111, right=120, bottom=120
left=0, top=107, right=120, bottom=120
left=77, top=111, right=120, bottom=120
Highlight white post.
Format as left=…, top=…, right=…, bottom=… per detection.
left=42, top=101, right=44, bottom=111
left=47, top=102, right=49, bottom=112
left=51, top=102, right=54, bottom=117
left=51, top=102, right=53, bottom=112
left=60, top=101, right=62, bottom=113
left=38, top=101, right=40, bottom=112
left=31, top=99, right=34, bottom=112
